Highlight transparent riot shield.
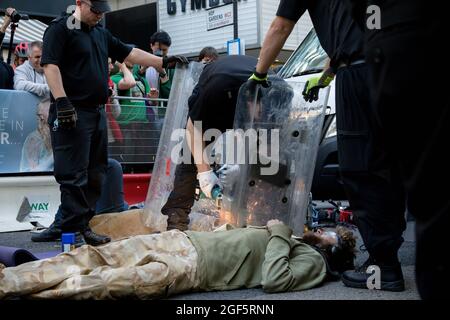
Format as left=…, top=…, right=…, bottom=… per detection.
left=216, top=77, right=330, bottom=236
left=143, top=62, right=205, bottom=230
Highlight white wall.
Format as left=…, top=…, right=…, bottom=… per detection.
left=0, top=176, right=60, bottom=232
left=159, top=0, right=258, bottom=56
left=260, top=0, right=313, bottom=50
left=109, top=0, right=157, bottom=11
left=111, top=0, right=313, bottom=55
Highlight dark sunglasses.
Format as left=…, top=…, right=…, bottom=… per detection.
left=81, top=1, right=103, bottom=15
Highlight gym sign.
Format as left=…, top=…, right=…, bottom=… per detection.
left=167, top=0, right=247, bottom=15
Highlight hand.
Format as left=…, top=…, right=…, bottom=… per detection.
left=6, top=8, right=15, bottom=17
left=302, top=69, right=334, bottom=103
left=267, top=219, right=284, bottom=229
left=162, top=55, right=190, bottom=69
left=55, top=97, right=77, bottom=129
left=197, top=170, right=221, bottom=198
left=148, top=88, right=159, bottom=99
left=217, top=164, right=240, bottom=189
left=138, top=65, right=147, bottom=75
left=1, top=8, right=14, bottom=31
left=247, top=71, right=271, bottom=88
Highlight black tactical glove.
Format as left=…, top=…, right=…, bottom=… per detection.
left=162, top=55, right=190, bottom=69
left=247, top=70, right=271, bottom=88
left=55, top=97, right=77, bottom=129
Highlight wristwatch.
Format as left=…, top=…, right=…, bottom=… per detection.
left=159, top=71, right=167, bottom=78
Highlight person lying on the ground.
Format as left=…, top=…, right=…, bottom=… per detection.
left=0, top=220, right=356, bottom=299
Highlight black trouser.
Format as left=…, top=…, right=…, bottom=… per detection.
left=336, top=63, right=406, bottom=264
left=365, top=19, right=450, bottom=299
left=160, top=162, right=198, bottom=226
left=48, top=104, right=108, bottom=233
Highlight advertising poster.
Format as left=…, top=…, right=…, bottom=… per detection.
left=0, top=90, right=52, bottom=174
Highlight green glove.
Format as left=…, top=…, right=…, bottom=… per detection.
left=248, top=71, right=271, bottom=88
left=302, top=70, right=335, bottom=102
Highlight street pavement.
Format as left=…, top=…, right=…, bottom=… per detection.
left=0, top=225, right=419, bottom=300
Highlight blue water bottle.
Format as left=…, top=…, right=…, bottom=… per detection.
left=61, top=233, right=76, bottom=253
left=210, top=185, right=223, bottom=200
left=211, top=185, right=223, bottom=209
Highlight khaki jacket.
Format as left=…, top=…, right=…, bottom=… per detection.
left=186, top=224, right=327, bottom=293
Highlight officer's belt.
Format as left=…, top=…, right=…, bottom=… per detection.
left=338, top=59, right=366, bottom=69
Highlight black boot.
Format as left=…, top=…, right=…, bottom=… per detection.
left=31, top=223, right=61, bottom=242
left=73, top=232, right=87, bottom=248
left=166, top=213, right=190, bottom=231
left=82, top=228, right=111, bottom=246
left=342, top=257, right=405, bottom=292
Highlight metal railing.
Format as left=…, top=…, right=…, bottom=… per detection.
left=106, top=96, right=169, bottom=166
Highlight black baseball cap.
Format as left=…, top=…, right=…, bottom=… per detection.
left=91, top=0, right=111, bottom=13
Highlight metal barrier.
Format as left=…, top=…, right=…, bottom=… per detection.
left=0, top=89, right=169, bottom=175
left=105, top=96, right=168, bottom=167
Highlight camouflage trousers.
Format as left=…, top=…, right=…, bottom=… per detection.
left=0, top=230, right=199, bottom=299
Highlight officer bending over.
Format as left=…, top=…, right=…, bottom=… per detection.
left=161, top=55, right=258, bottom=231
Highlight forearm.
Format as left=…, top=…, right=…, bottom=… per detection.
left=0, top=21, right=8, bottom=34
left=125, top=48, right=163, bottom=72
left=256, top=16, right=296, bottom=74
left=117, top=66, right=136, bottom=90
left=14, top=80, right=50, bottom=97
left=186, top=117, right=210, bottom=173
left=261, top=224, right=294, bottom=293
left=1, top=8, right=13, bottom=40
left=14, top=72, right=50, bottom=97
left=323, top=58, right=335, bottom=76
left=43, top=64, right=66, bottom=99
left=122, top=67, right=135, bottom=84
left=0, top=31, right=5, bottom=45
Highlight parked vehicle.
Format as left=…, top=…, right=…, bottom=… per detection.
left=278, top=29, right=346, bottom=200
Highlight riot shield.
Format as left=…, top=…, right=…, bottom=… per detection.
left=216, top=77, right=330, bottom=235
left=143, top=62, right=205, bottom=230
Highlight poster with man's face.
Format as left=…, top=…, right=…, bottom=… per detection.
left=0, top=90, right=44, bottom=174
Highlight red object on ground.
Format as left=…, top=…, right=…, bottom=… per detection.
left=123, top=174, right=151, bottom=205
left=339, top=210, right=353, bottom=223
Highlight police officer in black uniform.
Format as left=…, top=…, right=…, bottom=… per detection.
left=248, top=0, right=407, bottom=291
left=161, top=55, right=259, bottom=231
left=349, top=0, right=449, bottom=299
left=33, top=0, right=188, bottom=245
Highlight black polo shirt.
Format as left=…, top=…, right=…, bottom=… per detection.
left=277, top=0, right=364, bottom=69
left=188, top=55, right=257, bottom=132
left=41, top=15, right=132, bottom=107
left=348, top=0, right=432, bottom=30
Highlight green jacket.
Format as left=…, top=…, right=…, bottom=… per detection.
left=186, top=224, right=327, bottom=293
left=159, top=68, right=174, bottom=100
left=111, top=72, right=149, bottom=126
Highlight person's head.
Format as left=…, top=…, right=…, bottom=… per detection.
left=75, top=0, right=110, bottom=27
left=198, top=46, right=219, bottom=63
left=28, top=41, right=43, bottom=72
left=150, top=31, right=171, bottom=57
left=302, top=226, right=357, bottom=276
left=14, top=42, right=29, bottom=66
